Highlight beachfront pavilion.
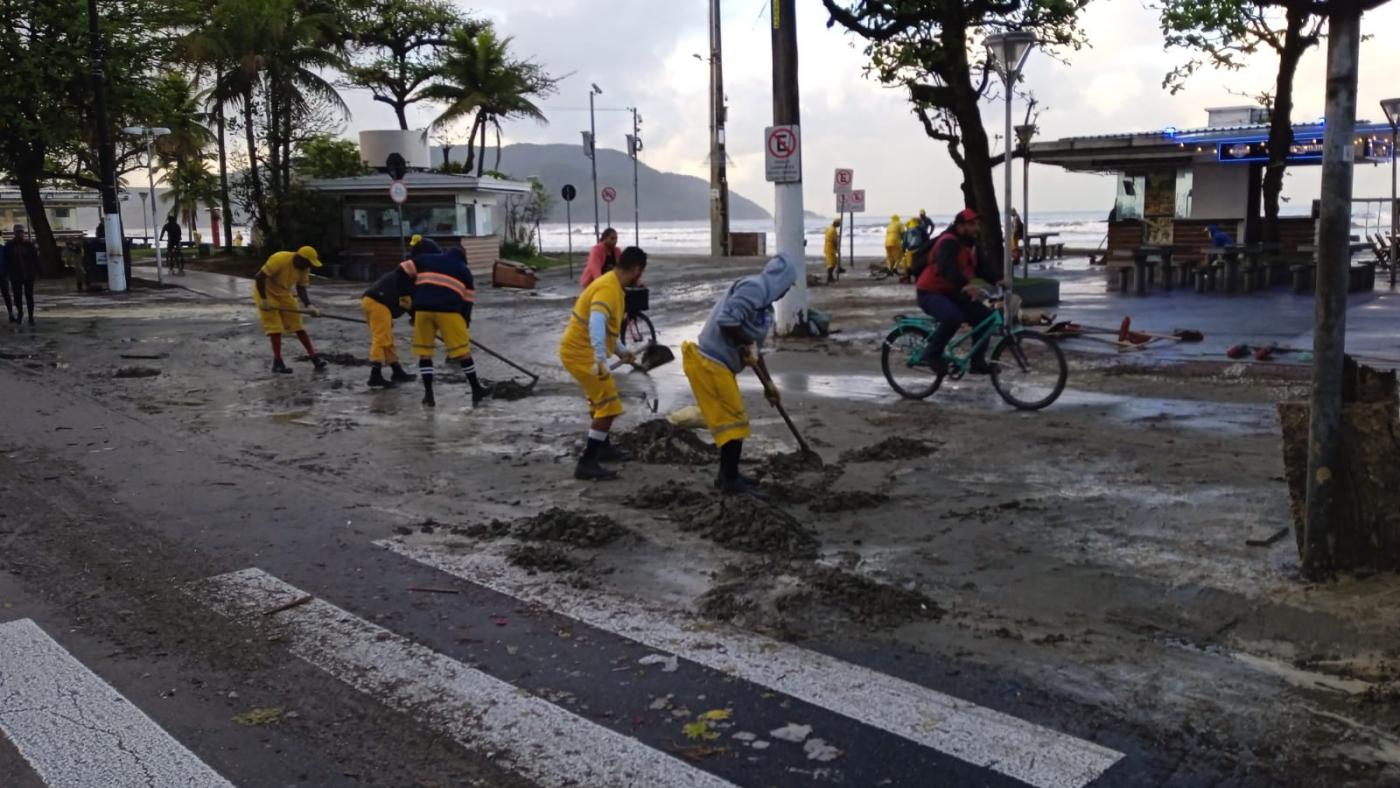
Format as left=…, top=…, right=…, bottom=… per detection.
left=1027, top=107, right=1396, bottom=273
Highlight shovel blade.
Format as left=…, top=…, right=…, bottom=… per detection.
left=636, top=343, right=675, bottom=372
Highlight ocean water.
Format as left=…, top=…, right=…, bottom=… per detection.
left=537, top=210, right=1115, bottom=258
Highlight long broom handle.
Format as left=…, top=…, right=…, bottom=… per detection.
left=751, top=362, right=815, bottom=456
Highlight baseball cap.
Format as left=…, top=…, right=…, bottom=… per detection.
left=955, top=209, right=979, bottom=223
left=296, top=245, right=322, bottom=267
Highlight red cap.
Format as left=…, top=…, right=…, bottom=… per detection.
left=955, top=209, right=979, bottom=223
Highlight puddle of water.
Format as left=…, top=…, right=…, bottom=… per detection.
left=1232, top=651, right=1374, bottom=695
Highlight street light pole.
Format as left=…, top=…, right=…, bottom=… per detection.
left=708, top=0, right=730, bottom=258
left=1016, top=123, right=1036, bottom=279
left=589, top=84, right=602, bottom=239
left=985, top=32, right=1036, bottom=325
left=125, top=126, right=172, bottom=284
left=1382, top=98, right=1400, bottom=288
left=627, top=107, right=642, bottom=246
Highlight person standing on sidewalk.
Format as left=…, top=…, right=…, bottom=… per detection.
left=682, top=252, right=796, bottom=500
left=3, top=225, right=40, bottom=326
left=559, top=246, right=647, bottom=481
left=0, top=234, right=11, bottom=323
left=579, top=227, right=621, bottom=289
left=824, top=217, right=842, bottom=283
left=253, top=246, right=327, bottom=374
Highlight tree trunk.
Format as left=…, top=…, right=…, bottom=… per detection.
left=1262, top=6, right=1311, bottom=246
left=941, top=14, right=1004, bottom=270
left=216, top=103, right=233, bottom=250
left=394, top=100, right=409, bottom=130
left=476, top=118, right=488, bottom=176
left=14, top=162, right=59, bottom=276
left=463, top=115, right=481, bottom=173
left=494, top=124, right=502, bottom=170
left=242, top=93, right=268, bottom=241
left=440, top=143, right=453, bottom=171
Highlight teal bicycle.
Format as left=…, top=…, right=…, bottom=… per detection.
left=880, top=291, right=1068, bottom=410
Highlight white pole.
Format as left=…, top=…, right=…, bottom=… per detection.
left=1002, top=76, right=1015, bottom=323
left=1391, top=127, right=1397, bottom=288
left=147, top=135, right=162, bottom=285
left=589, top=90, right=600, bottom=239
left=771, top=0, right=806, bottom=334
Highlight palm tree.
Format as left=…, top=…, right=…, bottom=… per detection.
left=421, top=25, right=555, bottom=175
left=258, top=0, right=349, bottom=195
left=151, top=74, right=214, bottom=239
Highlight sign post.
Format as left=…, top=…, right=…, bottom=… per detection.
left=837, top=189, right=865, bottom=270
left=601, top=186, right=617, bottom=228
left=389, top=179, right=408, bottom=260
left=833, top=169, right=853, bottom=271
left=561, top=184, right=578, bottom=279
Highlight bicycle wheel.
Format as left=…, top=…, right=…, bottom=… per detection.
left=621, top=311, right=656, bottom=346
left=881, top=324, right=942, bottom=400
left=990, top=330, right=1068, bottom=410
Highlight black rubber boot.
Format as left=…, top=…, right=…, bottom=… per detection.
left=389, top=363, right=416, bottom=383
left=310, top=355, right=328, bottom=371
left=272, top=359, right=292, bottom=375
left=420, top=359, right=435, bottom=406
left=368, top=365, right=393, bottom=388
left=471, top=382, right=494, bottom=407
left=598, top=440, right=633, bottom=463
left=574, top=457, right=619, bottom=481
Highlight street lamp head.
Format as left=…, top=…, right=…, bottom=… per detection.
left=1014, top=123, right=1037, bottom=146
left=1381, top=98, right=1400, bottom=129
left=985, top=31, right=1037, bottom=82
left=591, top=83, right=603, bottom=95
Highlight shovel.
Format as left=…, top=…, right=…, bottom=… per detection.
left=610, top=343, right=676, bottom=374
left=275, top=307, right=541, bottom=387
left=751, top=361, right=822, bottom=465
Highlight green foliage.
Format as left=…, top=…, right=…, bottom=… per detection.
left=294, top=135, right=371, bottom=178
left=264, top=184, right=343, bottom=259
left=1156, top=0, right=1321, bottom=94
left=420, top=24, right=557, bottom=175
left=343, top=0, right=479, bottom=129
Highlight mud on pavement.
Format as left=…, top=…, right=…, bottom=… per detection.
left=613, top=418, right=718, bottom=465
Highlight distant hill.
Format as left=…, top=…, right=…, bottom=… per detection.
left=434, top=142, right=773, bottom=223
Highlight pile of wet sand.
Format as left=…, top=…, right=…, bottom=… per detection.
left=491, top=380, right=533, bottom=401
left=613, top=419, right=718, bottom=465
left=761, top=450, right=826, bottom=477
left=112, top=366, right=162, bottom=379
left=838, top=437, right=937, bottom=464
left=459, top=507, right=628, bottom=547
left=807, top=490, right=889, bottom=513
left=300, top=352, right=370, bottom=367
left=700, top=563, right=942, bottom=634
left=623, top=481, right=711, bottom=511
left=679, top=497, right=818, bottom=558
left=505, top=543, right=580, bottom=573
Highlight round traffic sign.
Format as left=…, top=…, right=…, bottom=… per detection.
left=561, top=184, right=577, bottom=202
left=388, top=180, right=408, bottom=204
left=767, top=127, right=797, bottom=159
left=601, top=186, right=617, bottom=203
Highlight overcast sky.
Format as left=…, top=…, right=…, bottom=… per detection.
left=337, top=0, right=1400, bottom=217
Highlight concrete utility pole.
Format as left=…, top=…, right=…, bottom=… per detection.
left=87, top=0, right=127, bottom=293
left=709, top=0, right=730, bottom=257
left=1016, top=123, right=1036, bottom=279
left=1302, top=5, right=1363, bottom=579
left=588, top=85, right=602, bottom=239
left=771, top=0, right=806, bottom=333
left=628, top=107, right=642, bottom=246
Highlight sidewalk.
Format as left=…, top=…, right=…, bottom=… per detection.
left=131, top=264, right=255, bottom=300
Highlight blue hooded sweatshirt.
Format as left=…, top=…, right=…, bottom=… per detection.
left=696, top=253, right=799, bottom=373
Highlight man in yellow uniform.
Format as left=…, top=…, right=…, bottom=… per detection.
left=559, top=246, right=648, bottom=481
left=253, top=245, right=326, bottom=374
left=409, top=242, right=491, bottom=407
left=682, top=252, right=797, bottom=500
left=824, top=216, right=842, bottom=283
left=884, top=214, right=902, bottom=275
left=360, top=243, right=423, bottom=388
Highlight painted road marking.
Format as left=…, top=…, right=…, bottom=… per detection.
left=0, top=618, right=232, bottom=788
left=191, top=568, right=737, bottom=788
left=379, top=540, right=1125, bottom=788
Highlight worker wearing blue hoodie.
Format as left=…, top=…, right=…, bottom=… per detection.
left=682, top=252, right=797, bottom=499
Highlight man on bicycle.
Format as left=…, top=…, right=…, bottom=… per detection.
left=160, top=215, right=183, bottom=273
left=913, top=209, right=1003, bottom=376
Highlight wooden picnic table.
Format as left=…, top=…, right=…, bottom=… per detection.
left=1024, top=231, right=1061, bottom=264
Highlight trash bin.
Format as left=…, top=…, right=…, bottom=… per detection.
left=80, top=237, right=135, bottom=291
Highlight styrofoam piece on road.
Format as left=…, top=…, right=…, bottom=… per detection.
left=0, top=618, right=233, bottom=788
left=191, top=568, right=735, bottom=788
left=379, top=540, right=1124, bottom=788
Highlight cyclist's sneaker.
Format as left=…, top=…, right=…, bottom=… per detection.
left=913, top=354, right=947, bottom=377
left=574, top=458, right=619, bottom=481
left=598, top=441, right=633, bottom=463
left=719, top=475, right=768, bottom=501
left=968, top=358, right=997, bottom=375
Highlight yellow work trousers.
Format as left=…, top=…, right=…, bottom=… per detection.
left=825, top=252, right=838, bottom=271
left=253, top=293, right=301, bottom=335
left=560, top=342, right=624, bottom=419
left=361, top=297, right=398, bottom=364
left=413, top=311, right=471, bottom=359
left=885, top=245, right=900, bottom=270
left=681, top=342, right=750, bottom=448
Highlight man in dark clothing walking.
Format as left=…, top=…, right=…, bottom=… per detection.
left=912, top=210, right=1003, bottom=376
left=3, top=225, right=40, bottom=325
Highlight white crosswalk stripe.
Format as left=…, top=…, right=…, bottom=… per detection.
left=0, top=618, right=233, bottom=788
left=190, top=568, right=738, bottom=788
left=378, top=540, right=1124, bottom=788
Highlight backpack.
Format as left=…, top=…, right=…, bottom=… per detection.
left=902, top=226, right=926, bottom=251
left=907, top=239, right=936, bottom=281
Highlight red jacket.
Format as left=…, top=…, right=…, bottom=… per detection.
left=579, top=243, right=620, bottom=288
left=914, top=228, right=997, bottom=298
